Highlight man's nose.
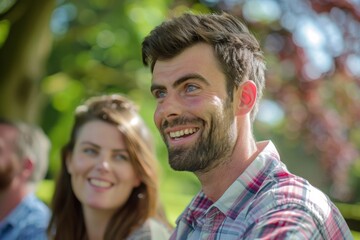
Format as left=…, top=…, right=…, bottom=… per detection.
left=157, top=93, right=183, bottom=122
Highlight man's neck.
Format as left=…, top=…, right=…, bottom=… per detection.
left=196, top=130, right=265, bottom=202
left=0, top=185, right=28, bottom=221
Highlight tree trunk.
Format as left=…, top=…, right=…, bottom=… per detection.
left=0, top=0, right=55, bottom=122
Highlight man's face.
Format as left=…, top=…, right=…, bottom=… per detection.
left=0, top=125, right=20, bottom=190
left=151, top=43, right=237, bottom=173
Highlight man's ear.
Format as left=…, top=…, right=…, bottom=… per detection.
left=235, top=80, right=257, bottom=116
left=22, top=158, right=34, bottom=179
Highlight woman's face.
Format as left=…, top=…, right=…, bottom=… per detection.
left=66, top=120, right=141, bottom=212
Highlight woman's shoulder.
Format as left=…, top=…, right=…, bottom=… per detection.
left=127, top=218, right=172, bottom=240
left=148, top=218, right=172, bottom=239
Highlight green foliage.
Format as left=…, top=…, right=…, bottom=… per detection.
left=353, top=231, right=360, bottom=240
left=335, top=202, right=360, bottom=223
left=36, top=179, right=55, bottom=206
left=349, top=159, right=360, bottom=201
left=0, top=20, right=10, bottom=47
left=160, top=186, right=194, bottom=226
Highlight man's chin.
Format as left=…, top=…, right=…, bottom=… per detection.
left=168, top=157, right=207, bottom=172
left=169, top=157, right=193, bottom=172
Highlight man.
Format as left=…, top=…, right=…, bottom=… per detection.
left=0, top=119, right=51, bottom=239
left=142, top=12, right=352, bottom=239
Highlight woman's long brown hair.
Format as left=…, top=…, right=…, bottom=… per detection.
left=47, top=94, right=169, bottom=239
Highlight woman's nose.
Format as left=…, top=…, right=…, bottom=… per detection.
left=95, top=155, right=111, bottom=172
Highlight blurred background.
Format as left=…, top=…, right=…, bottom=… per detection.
left=0, top=0, right=359, bottom=236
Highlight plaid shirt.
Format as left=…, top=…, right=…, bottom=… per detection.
left=170, top=141, right=353, bottom=240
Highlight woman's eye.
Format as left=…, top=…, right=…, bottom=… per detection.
left=83, top=148, right=97, bottom=155
left=114, top=153, right=129, bottom=161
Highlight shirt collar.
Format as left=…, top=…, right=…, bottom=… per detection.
left=0, top=193, right=35, bottom=228
left=179, top=140, right=281, bottom=225
left=214, top=140, right=280, bottom=219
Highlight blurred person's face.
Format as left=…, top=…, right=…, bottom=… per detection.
left=0, top=125, right=21, bottom=190
left=66, top=120, right=141, bottom=212
left=151, top=43, right=237, bottom=173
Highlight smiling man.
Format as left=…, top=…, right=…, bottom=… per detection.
left=151, top=43, right=236, bottom=174
left=142, top=12, right=352, bottom=239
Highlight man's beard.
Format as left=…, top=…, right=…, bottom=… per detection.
left=0, top=161, right=15, bottom=190
left=162, top=100, right=236, bottom=173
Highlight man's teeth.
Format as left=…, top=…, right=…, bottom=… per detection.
left=169, top=128, right=197, bottom=138
left=90, top=179, right=112, bottom=188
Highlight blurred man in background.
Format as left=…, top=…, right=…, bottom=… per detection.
left=0, top=119, right=51, bottom=240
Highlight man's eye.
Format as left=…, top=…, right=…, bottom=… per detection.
left=153, top=89, right=167, bottom=99
left=185, top=84, right=199, bottom=93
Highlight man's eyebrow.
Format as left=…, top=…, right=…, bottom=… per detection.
left=173, top=73, right=210, bottom=88
left=150, top=83, right=164, bottom=93
left=150, top=73, right=209, bottom=92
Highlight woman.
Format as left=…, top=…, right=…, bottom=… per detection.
left=47, top=94, right=171, bottom=239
